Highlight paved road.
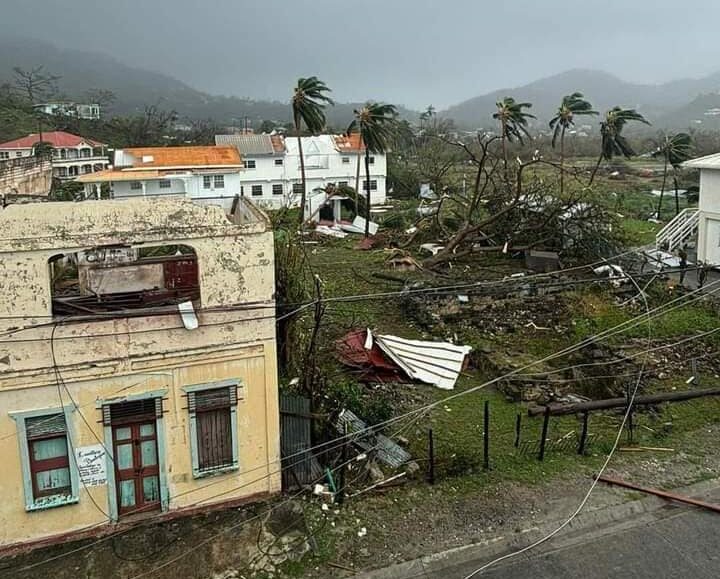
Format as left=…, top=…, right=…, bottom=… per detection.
left=434, top=507, right=720, bottom=579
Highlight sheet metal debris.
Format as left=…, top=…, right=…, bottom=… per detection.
left=336, top=329, right=471, bottom=390
left=336, top=409, right=411, bottom=469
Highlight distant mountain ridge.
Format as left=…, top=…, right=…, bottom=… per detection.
left=441, top=68, right=720, bottom=129
left=0, top=37, right=419, bottom=128
left=3, top=38, right=720, bottom=132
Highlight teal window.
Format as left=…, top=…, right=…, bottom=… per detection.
left=11, top=407, right=79, bottom=511
left=184, top=381, right=239, bottom=478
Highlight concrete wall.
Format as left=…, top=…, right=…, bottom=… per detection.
left=0, top=199, right=280, bottom=548
left=0, top=157, right=53, bottom=197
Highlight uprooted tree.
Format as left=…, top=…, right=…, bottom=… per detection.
left=417, top=133, right=624, bottom=269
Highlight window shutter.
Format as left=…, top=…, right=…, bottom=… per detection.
left=26, top=414, right=66, bottom=439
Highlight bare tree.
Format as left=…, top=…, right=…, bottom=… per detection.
left=12, top=66, right=61, bottom=142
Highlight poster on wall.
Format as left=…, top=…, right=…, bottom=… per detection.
left=76, top=444, right=107, bottom=486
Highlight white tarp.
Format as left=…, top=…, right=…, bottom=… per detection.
left=367, top=330, right=471, bottom=390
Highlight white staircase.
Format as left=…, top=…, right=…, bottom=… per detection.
left=655, top=208, right=699, bottom=252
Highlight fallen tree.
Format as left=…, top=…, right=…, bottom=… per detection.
left=527, top=386, right=720, bottom=417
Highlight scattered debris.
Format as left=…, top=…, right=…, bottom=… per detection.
left=339, top=216, right=379, bottom=236
left=352, top=329, right=472, bottom=390
left=420, top=243, right=445, bottom=256
left=592, top=264, right=629, bottom=286
left=336, top=409, right=411, bottom=469
left=315, top=225, right=348, bottom=238
left=525, top=249, right=561, bottom=273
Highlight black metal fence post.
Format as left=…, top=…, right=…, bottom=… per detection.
left=483, top=401, right=490, bottom=471
left=578, top=411, right=589, bottom=455
left=514, top=413, right=522, bottom=448
left=428, top=428, right=435, bottom=485
left=538, top=406, right=550, bottom=461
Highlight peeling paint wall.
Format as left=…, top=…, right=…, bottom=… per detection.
left=0, top=157, right=52, bottom=197
left=0, top=198, right=280, bottom=548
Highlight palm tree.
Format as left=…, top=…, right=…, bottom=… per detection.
left=589, top=107, right=650, bottom=185
left=652, top=132, right=692, bottom=217
left=347, top=102, right=399, bottom=237
left=549, top=93, right=597, bottom=193
left=291, top=77, right=333, bottom=224
left=493, top=97, right=535, bottom=169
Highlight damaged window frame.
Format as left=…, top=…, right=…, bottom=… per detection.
left=10, top=406, right=80, bottom=512
left=48, top=243, right=201, bottom=319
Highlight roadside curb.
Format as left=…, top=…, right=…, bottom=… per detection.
left=354, top=476, right=720, bottom=578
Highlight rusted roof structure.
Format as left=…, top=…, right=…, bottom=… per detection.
left=118, top=146, right=242, bottom=169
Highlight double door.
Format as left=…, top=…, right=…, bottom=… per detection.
left=112, top=420, right=160, bottom=515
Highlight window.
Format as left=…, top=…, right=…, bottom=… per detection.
left=0, top=152, right=9, bottom=160
left=203, top=175, right=212, bottom=189
left=159, top=179, right=171, bottom=189
left=338, top=181, right=349, bottom=188
left=363, top=180, right=378, bottom=191
left=243, top=159, right=256, bottom=169
left=292, top=182, right=303, bottom=196
left=12, top=409, right=78, bottom=511
left=130, top=181, right=142, bottom=191
left=251, top=184, right=263, bottom=197
left=272, top=184, right=283, bottom=196
left=16, top=151, right=22, bottom=157
left=186, top=382, right=239, bottom=477
left=341, top=156, right=350, bottom=164
left=369, top=156, right=375, bottom=165
left=214, top=175, right=225, bottom=189
left=274, top=158, right=283, bottom=166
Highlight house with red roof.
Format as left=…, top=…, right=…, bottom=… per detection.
left=0, top=131, right=109, bottom=181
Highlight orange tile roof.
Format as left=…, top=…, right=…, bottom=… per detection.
left=123, top=146, right=242, bottom=168
left=76, top=169, right=162, bottom=183
left=334, top=134, right=365, bottom=152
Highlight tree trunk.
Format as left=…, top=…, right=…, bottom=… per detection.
left=355, top=148, right=362, bottom=211
left=560, top=126, right=565, bottom=194
left=589, top=152, right=604, bottom=185
left=364, top=147, right=371, bottom=237
left=674, top=174, right=680, bottom=216
left=657, top=156, right=668, bottom=219
left=501, top=120, right=508, bottom=178
left=295, top=116, right=307, bottom=226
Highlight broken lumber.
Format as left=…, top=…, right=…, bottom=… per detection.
left=528, top=387, right=720, bottom=417
left=598, top=475, right=720, bottom=514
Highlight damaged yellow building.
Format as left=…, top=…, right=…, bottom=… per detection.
left=0, top=197, right=280, bottom=550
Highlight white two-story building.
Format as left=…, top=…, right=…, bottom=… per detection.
left=215, top=133, right=388, bottom=209
left=0, top=131, right=109, bottom=180
left=77, top=146, right=244, bottom=209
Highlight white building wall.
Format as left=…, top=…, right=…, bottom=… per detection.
left=111, top=172, right=243, bottom=209
left=697, top=169, right=720, bottom=265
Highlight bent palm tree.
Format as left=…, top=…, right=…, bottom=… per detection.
left=291, top=77, right=333, bottom=224
left=589, top=107, right=650, bottom=185
left=347, top=102, right=399, bottom=237
left=493, top=97, right=535, bottom=170
left=652, top=132, right=692, bottom=217
left=549, top=93, right=597, bottom=193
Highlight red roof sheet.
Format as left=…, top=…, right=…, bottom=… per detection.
left=0, top=131, right=105, bottom=149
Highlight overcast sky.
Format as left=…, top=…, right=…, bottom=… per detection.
left=2, top=0, right=720, bottom=109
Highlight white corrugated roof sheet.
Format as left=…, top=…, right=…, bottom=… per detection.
left=369, top=330, right=471, bottom=390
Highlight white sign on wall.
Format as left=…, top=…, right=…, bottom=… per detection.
left=76, top=445, right=108, bottom=487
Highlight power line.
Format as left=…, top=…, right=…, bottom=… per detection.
left=16, top=274, right=718, bottom=574
left=463, top=260, right=655, bottom=578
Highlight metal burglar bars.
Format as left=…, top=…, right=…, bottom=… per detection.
left=188, top=385, right=237, bottom=473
